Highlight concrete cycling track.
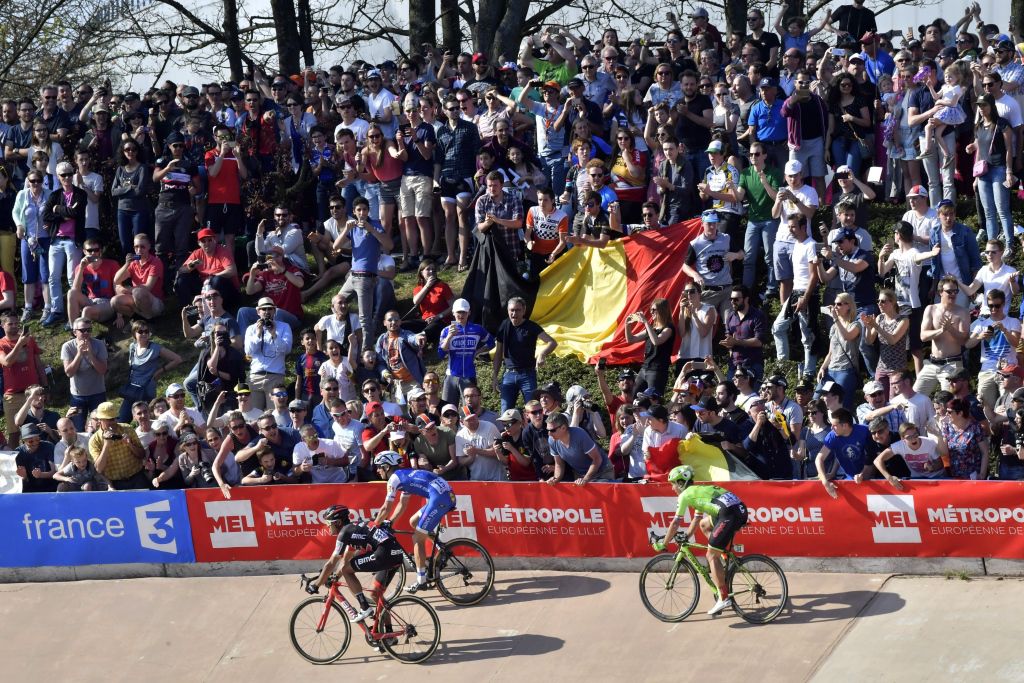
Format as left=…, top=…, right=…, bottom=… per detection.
left=2, top=571, right=1022, bottom=682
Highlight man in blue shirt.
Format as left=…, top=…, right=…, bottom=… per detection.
left=816, top=408, right=872, bottom=498
left=858, top=32, right=894, bottom=85
left=544, top=411, right=615, bottom=484
left=747, top=78, right=788, bottom=171
left=438, top=298, right=495, bottom=404
left=337, top=196, right=393, bottom=350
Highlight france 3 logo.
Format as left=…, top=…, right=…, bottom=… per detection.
left=866, top=494, right=922, bottom=544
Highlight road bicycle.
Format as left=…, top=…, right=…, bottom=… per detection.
left=639, top=531, right=788, bottom=624
left=290, top=573, right=440, bottom=664
left=383, top=524, right=495, bottom=605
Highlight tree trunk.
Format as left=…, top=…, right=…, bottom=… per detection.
left=475, top=0, right=530, bottom=62
left=1013, top=0, right=1024, bottom=39
left=297, top=0, right=314, bottom=67
left=222, top=0, right=244, bottom=81
left=724, top=0, right=746, bottom=37
left=269, top=0, right=301, bottom=75
left=408, top=0, right=436, bottom=53
left=784, top=0, right=804, bottom=25
left=440, top=0, right=461, bottom=52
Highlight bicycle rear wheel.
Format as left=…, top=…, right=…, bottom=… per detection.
left=289, top=597, right=352, bottom=664
left=377, top=595, right=441, bottom=663
left=434, top=538, right=495, bottom=606
left=639, top=554, right=700, bottom=622
left=728, top=554, right=788, bottom=624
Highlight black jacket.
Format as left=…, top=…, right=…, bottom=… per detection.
left=42, top=184, right=88, bottom=245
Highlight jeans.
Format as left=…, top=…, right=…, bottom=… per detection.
left=340, top=273, right=378, bottom=350
left=743, top=219, right=778, bottom=290
left=998, top=461, right=1024, bottom=481
left=70, top=391, right=107, bottom=431
left=499, top=368, right=538, bottom=413
left=47, top=239, right=82, bottom=315
left=685, top=152, right=710, bottom=189
left=772, top=292, right=818, bottom=377
left=541, top=152, right=567, bottom=195
left=919, top=131, right=955, bottom=206
left=828, top=368, right=860, bottom=411
left=154, top=201, right=195, bottom=267
left=184, top=364, right=201, bottom=411
left=857, top=304, right=880, bottom=378
left=977, top=164, right=1013, bottom=246
left=362, top=181, right=382, bottom=222
left=830, top=137, right=863, bottom=176
left=236, top=307, right=302, bottom=337
left=315, top=181, right=334, bottom=224
left=117, top=209, right=151, bottom=256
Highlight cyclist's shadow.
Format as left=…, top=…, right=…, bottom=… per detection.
left=727, top=589, right=906, bottom=628
left=425, top=634, right=565, bottom=664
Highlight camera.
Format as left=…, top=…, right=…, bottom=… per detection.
left=129, top=254, right=142, bottom=261
left=833, top=48, right=846, bottom=57
left=183, top=304, right=199, bottom=316
left=597, top=357, right=607, bottom=369
left=198, top=462, right=217, bottom=485
left=106, top=432, right=123, bottom=441
left=256, top=262, right=271, bottom=271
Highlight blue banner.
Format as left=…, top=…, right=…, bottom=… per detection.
left=0, top=491, right=195, bottom=567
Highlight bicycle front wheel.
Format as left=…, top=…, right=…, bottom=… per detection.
left=384, top=559, right=408, bottom=603
left=378, top=595, right=442, bottom=663
left=289, top=597, right=352, bottom=664
left=728, top=554, right=788, bottom=624
left=639, top=554, right=700, bottom=622
left=435, top=538, right=495, bottom=606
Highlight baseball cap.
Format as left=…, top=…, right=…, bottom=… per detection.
left=1000, top=365, right=1024, bottom=380
left=181, top=85, right=200, bottom=97
left=440, top=404, right=459, bottom=416
left=365, top=400, right=383, bottom=413
left=498, top=408, right=523, bottom=423
left=471, top=52, right=488, bottom=64
left=936, top=198, right=954, bottom=209
left=860, top=31, right=879, bottom=44
left=640, top=387, right=662, bottom=399
left=939, top=46, right=959, bottom=60
left=452, top=298, right=471, bottom=313
left=233, top=382, right=251, bottom=395
left=691, top=7, right=709, bottom=17
left=20, top=423, right=42, bottom=439
left=406, top=386, right=426, bottom=400
left=542, top=80, right=561, bottom=91
left=1012, top=388, right=1024, bottom=401
left=784, top=159, right=802, bottom=175
left=256, top=297, right=276, bottom=309
left=948, top=367, right=970, bottom=381
left=378, top=60, right=397, bottom=70
left=835, top=164, right=852, bottom=175
left=165, top=383, right=185, bottom=397
left=365, top=69, right=382, bottom=79
left=764, top=374, right=788, bottom=389
left=907, top=39, right=922, bottom=50
left=415, top=414, right=436, bottom=429
left=849, top=53, right=866, bottom=64
left=821, top=380, right=842, bottom=395
left=93, top=103, right=110, bottom=114
left=832, top=228, right=859, bottom=244
left=288, top=399, right=307, bottom=411
left=907, top=185, right=928, bottom=198
left=56, top=161, right=75, bottom=176
left=757, top=76, right=777, bottom=89
left=165, top=131, right=184, bottom=145
left=705, top=140, right=724, bottom=154
left=863, top=381, right=884, bottom=395
left=567, top=77, right=585, bottom=89
left=795, top=376, right=815, bottom=392
left=997, top=39, right=1015, bottom=51
left=617, top=369, right=637, bottom=381
left=179, top=432, right=200, bottom=445
left=196, top=227, right=216, bottom=241
left=701, top=209, right=720, bottom=223
left=646, top=405, right=670, bottom=421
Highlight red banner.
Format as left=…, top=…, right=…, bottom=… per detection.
left=184, top=481, right=1024, bottom=563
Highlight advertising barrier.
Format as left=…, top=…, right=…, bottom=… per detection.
left=0, top=490, right=195, bottom=567
left=184, top=480, right=1024, bottom=563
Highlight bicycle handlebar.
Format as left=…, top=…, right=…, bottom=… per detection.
left=649, top=530, right=690, bottom=546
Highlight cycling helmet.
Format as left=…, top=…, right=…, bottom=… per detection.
left=322, top=505, right=350, bottom=526
left=667, top=465, right=695, bottom=486
left=373, top=450, right=403, bottom=468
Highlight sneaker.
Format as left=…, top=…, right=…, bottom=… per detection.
left=19, top=307, right=33, bottom=324
left=62, top=322, right=72, bottom=332
left=350, top=605, right=375, bottom=623
left=41, top=311, right=65, bottom=328
left=405, top=581, right=426, bottom=594
left=194, top=337, right=209, bottom=349
left=977, top=229, right=987, bottom=244
left=707, top=597, right=733, bottom=616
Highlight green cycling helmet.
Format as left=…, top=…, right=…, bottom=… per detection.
left=667, top=464, right=694, bottom=485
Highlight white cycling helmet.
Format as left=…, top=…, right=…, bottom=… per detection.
left=373, top=450, right=403, bottom=468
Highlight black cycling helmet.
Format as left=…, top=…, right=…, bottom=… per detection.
left=322, top=505, right=350, bottom=526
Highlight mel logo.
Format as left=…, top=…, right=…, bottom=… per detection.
left=641, top=497, right=686, bottom=538
left=440, top=495, right=476, bottom=541
left=867, top=494, right=922, bottom=544
left=134, top=500, right=177, bottom=554
left=206, top=499, right=258, bottom=548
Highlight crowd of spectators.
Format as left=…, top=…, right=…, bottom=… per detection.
left=9, top=1, right=1024, bottom=496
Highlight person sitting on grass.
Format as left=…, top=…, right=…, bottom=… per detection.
left=66, top=238, right=119, bottom=327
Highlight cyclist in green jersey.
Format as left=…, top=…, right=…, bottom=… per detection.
left=652, top=464, right=749, bottom=615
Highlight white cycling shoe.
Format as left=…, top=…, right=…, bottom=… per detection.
left=350, top=605, right=375, bottom=623
left=707, top=597, right=733, bottom=616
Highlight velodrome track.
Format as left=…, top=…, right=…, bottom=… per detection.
left=2, top=571, right=1022, bottom=681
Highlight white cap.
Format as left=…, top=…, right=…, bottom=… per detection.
left=863, top=381, right=884, bottom=395
left=784, top=159, right=803, bottom=175
left=452, top=298, right=471, bottom=313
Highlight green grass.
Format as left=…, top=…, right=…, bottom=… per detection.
left=16, top=189, right=1022, bottom=433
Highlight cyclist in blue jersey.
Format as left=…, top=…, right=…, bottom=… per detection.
left=652, top=464, right=749, bottom=616
left=438, top=298, right=495, bottom=404
left=372, top=450, right=456, bottom=592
